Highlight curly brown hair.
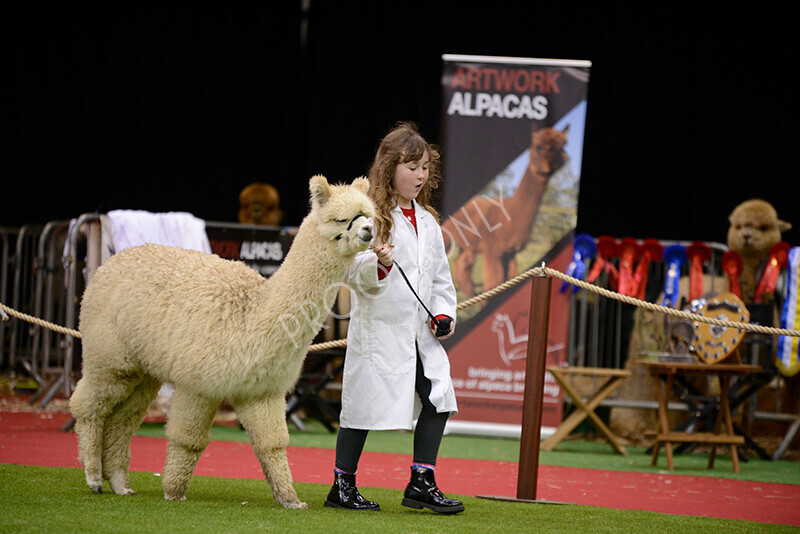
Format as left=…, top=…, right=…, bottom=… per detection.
left=367, top=122, right=441, bottom=245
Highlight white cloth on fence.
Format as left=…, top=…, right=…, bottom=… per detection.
left=105, top=210, right=211, bottom=254
left=64, top=210, right=211, bottom=259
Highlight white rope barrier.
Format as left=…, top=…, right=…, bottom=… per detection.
left=2, top=263, right=799, bottom=355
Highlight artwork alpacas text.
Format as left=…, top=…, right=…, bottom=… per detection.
left=446, top=66, right=562, bottom=119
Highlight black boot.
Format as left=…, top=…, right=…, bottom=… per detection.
left=401, top=466, right=464, bottom=514
left=324, top=472, right=380, bottom=511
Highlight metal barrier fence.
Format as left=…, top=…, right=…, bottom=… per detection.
left=5, top=225, right=42, bottom=380
left=29, top=221, right=71, bottom=389
left=0, top=227, right=19, bottom=369
left=566, top=239, right=730, bottom=370
left=562, top=236, right=797, bottom=458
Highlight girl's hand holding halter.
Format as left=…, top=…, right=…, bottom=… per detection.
left=373, top=243, right=394, bottom=268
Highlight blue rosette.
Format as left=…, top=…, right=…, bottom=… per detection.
left=560, top=233, right=597, bottom=293
left=661, top=244, right=687, bottom=308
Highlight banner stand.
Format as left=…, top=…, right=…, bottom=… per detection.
left=440, top=54, right=590, bottom=434
left=477, top=273, right=572, bottom=505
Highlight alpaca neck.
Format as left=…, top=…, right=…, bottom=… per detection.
left=259, top=217, right=351, bottom=341
left=505, top=163, right=551, bottom=223
left=270, top=219, right=349, bottom=302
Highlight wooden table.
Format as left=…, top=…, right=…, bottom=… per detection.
left=542, top=366, right=632, bottom=456
left=637, top=361, right=761, bottom=473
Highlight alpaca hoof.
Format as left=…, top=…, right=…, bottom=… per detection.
left=281, top=500, right=308, bottom=510
left=86, top=471, right=103, bottom=494
left=109, top=474, right=136, bottom=495
left=165, top=492, right=186, bottom=501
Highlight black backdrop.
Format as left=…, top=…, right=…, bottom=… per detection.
left=2, top=4, right=797, bottom=247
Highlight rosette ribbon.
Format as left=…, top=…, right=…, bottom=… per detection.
left=560, top=233, right=597, bottom=293
left=661, top=244, right=687, bottom=308
left=618, top=237, right=641, bottom=297
left=632, top=238, right=663, bottom=300
left=721, top=250, right=743, bottom=298
left=586, top=235, right=619, bottom=290
left=776, top=246, right=800, bottom=377
left=686, top=241, right=712, bottom=301
left=755, top=241, right=791, bottom=303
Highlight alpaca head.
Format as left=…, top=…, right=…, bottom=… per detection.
left=238, top=182, right=283, bottom=226
left=727, top=199, right=790, bottom=262
left=530, top=125, right=569, bottom=176
left=309, top=175, right=376, bottom=256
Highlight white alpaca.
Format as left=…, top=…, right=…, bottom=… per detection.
left=69, top=175, right=375, bottom=508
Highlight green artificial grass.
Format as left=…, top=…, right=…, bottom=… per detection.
left=0, top=464, right=794, bottom=534
left=134, top=420, right=800, bottom=486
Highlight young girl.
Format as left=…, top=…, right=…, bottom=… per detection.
left=324, top=122, right=464, bottom=514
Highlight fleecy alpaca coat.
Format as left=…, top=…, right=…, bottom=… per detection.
left=340, top=202, right=458, bottom=430
left=69, top=176, right=375, bottom=506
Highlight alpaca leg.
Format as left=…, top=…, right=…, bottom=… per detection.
left=162, top=388, right=217, bottom=501
left=483, top=256, right=507, bottom=293
left=235, top=395, right=308, bottom=509
left=452, top=248, right=476, bottom=298
left=507, top=254, right=518, bottom=279
left=70, top=373, right=138, bottom=494
left=102, top=376, right=162, bottom=495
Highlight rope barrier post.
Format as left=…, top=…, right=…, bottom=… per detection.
left=516, top=273, right=551, bottom=501
left=478, top=270, right=570, bottom=505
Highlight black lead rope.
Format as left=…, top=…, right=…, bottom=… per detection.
left=392, top=260, right=452, bottom=338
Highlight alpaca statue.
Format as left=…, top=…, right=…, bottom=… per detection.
left=69, top=175, right=375, bottom=509
left=442, top=126, right=569, bottom=298
left=726, top=198, right=791, bottom=304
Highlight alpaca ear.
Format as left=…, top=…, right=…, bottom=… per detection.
left=352, top=176, right=370, bottom=195
left=309, top=175, right=331, bottom=207
left=778, top=219, right=792, bottom=232
left=562, top=124, right=570, bottom=137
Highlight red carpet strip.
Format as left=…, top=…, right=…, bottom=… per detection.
left=1, top=411, right=798, bottom=526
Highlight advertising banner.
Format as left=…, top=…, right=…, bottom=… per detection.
left=439, top=55, right=591, bottom=437
left=206, top=224, right=296, bottom=278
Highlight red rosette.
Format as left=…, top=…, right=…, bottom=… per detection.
left=721, top=250, right=743, bottom=298
left=587, top=235, right=618, bottom=287
left=755, top=241, right=791, bottom=303
left=633, top=238, right=664, bottom=300
left=686, top=241, right=711, bottom=301
left=618, top=237, right=641, bottom=297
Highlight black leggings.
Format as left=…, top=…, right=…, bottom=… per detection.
left=335, top=354, right=449, bottom=474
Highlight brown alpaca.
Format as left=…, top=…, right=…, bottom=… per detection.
left=238, top=182, right=284, bottom=226
left=442, top=126, right=569, bottom=298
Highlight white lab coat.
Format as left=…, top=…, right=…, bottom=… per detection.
left=339, top=202, right=458, bottom=430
